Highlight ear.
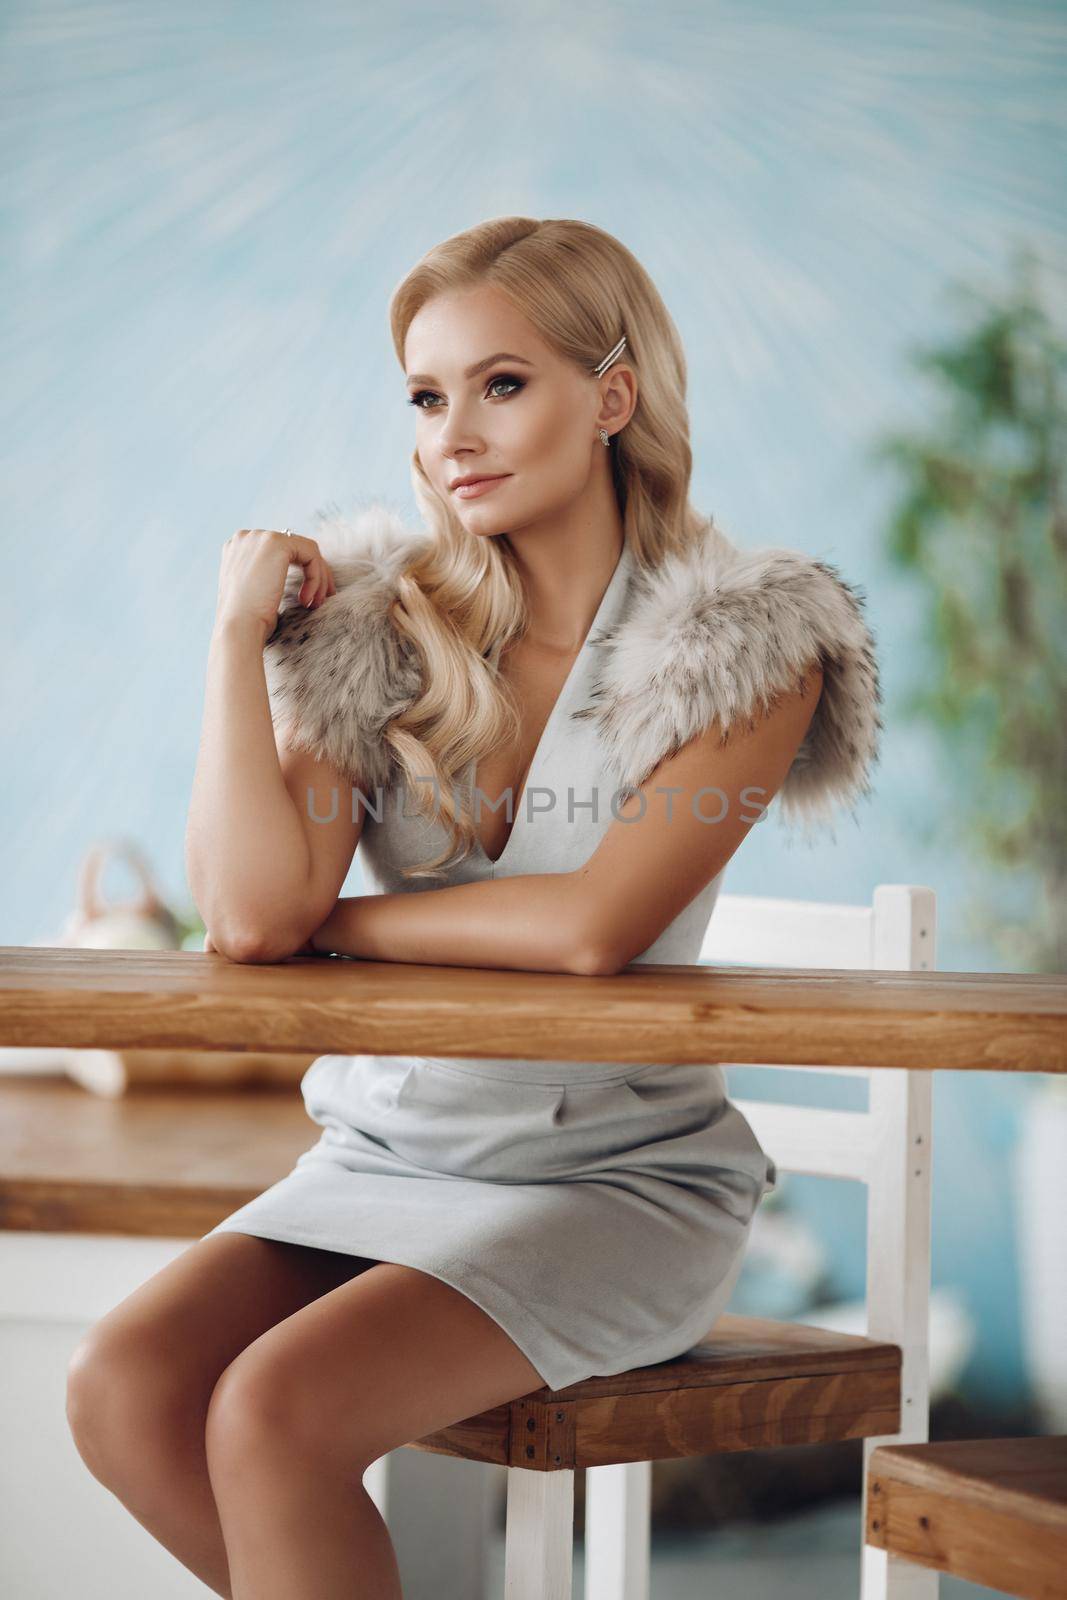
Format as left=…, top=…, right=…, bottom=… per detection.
left=263, top=502, right=428, bottom=790
left=572, top=530, right=883, bottom=842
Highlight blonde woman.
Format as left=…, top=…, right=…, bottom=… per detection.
left=66, top=216, right=881, bottom=1599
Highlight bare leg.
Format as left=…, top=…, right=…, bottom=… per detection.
left=65, top=1231, right=376, bottom=1598
left=205, top=1261, right=547, bottom=1599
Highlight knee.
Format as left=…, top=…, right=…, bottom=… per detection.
left=65, top=1324, right=190, bottom=1489
left=206, top=1353, right=365, bottom=1478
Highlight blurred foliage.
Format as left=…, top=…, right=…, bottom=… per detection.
left=866, top=244, right=1067, bottom=972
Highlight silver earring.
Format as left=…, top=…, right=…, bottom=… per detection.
left=593, top=335, right=626, bottom=448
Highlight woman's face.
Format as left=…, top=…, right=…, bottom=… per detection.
left=403, top=284, right=610, bottom=539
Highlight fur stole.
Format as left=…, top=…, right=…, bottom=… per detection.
left=264, top=501, right=882, bottom=837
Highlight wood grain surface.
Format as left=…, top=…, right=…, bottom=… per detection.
left=2, top=947, right=1065, bottom=1071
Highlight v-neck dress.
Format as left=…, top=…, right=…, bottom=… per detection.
left=205, top=540, right=778, bottom=1394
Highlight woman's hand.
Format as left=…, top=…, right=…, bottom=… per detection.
left=202, top=930, right=217, bottom=953
left=213, top=528, right=337, bottom=641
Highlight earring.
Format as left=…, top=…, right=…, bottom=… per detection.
left=598, top=428, right=610, bottom=446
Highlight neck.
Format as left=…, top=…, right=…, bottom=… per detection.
left=502, top=479, right=625, bottom=654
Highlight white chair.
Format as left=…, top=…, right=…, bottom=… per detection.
left=688, top=882, right=938, bottom=1600
left=401, top=883, right=937, bottom=1600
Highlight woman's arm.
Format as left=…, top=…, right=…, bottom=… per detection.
left=309, top=873, right=598, bottom=974
left=310, top=665, right=824, bottom=976
left=185, top=613, right=361, bottom=962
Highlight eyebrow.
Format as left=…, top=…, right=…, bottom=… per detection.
left=405, top=352, right=536, bottom=386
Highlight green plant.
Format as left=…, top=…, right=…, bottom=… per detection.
left=866, top=244, right=1067, bottom=972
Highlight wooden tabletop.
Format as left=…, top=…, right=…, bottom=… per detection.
left=0, top=1076, right=311, bottom=1235
left=2, top=946, right=1066, bottom=1072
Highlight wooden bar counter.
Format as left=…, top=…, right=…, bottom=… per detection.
left=2, top=946, right=1065, bottom=1071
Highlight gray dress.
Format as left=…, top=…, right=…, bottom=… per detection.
left=205, top=539, right=777, bottom=1393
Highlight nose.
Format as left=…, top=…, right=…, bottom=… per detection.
left=436, top=395, right=488, bottom=461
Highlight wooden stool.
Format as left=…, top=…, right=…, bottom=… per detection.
left=405, top=1312, right=902, bottom=1600
left=866, top=1436, right=1067, bottom=1600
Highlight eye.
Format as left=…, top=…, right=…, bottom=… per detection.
left=406, top=374, right=526, bottom=410
left=487, top=374, right=524, bottom=399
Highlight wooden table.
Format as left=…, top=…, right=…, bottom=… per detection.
left=2, top=946, right=1065, bottom=1071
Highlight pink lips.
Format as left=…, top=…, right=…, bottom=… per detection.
left=452, top=475, right=510, bottom=498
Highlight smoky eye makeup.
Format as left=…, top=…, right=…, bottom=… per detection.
left=406, top=373, right=527, bottom=410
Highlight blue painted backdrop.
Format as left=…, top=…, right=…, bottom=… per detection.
left=4, top=0, right=1065, bottom=1413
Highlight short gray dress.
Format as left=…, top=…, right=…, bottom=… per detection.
left=205, top=539, right=778, bottom=1393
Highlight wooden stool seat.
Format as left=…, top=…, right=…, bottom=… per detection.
left=866, top=1436, right=1067, bottom=1600
left=406, top=1313, right=902, bottom=1471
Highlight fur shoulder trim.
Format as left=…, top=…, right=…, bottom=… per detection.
left=264, top=501, right=429, bottom=789
left=264, top=505, right=883, bottom=838
left=571, top=521, right=883, bottom=839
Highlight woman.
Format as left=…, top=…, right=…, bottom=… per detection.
left=66, top=216, right=881, bottom=1599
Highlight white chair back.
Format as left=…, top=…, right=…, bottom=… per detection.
left=697, top=882, right=938, bottom=1600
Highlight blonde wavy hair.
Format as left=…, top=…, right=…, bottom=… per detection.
left=382, top=215, right=714, bottom=880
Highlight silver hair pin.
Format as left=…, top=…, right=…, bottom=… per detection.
left=592, top=334, right=627, bottom=377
